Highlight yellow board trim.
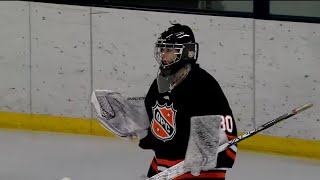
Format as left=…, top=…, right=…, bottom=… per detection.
left=238, top=133, right=320, bottom=160
left=1, top=111, right=319, bottom=160
left=0, top=111, right=115, bottom=137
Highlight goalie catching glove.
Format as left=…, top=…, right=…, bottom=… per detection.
left=91, top=89, right=149, bottom=139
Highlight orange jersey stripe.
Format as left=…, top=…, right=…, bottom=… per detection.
left=151, top=158, right=159, bottom=173
left=227, top=134, right=237, bottom=140
left=175, top=171, right=226, bottom=179
left=156, top=158, right=183, bottom=167
left=226, top=149, right=236, bottom=160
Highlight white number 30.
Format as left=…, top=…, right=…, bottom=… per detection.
left=220, top=115, right=233, bottom=133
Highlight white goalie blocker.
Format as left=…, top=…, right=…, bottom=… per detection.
left=184, top=115, right=228, bottom=176
left=91, top=89, right=149, bottom=139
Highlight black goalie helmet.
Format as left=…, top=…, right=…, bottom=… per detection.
left=154, top=24, right=199, bottom=93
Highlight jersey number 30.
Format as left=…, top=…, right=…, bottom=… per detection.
left=220, top=115, right=233, bottom=133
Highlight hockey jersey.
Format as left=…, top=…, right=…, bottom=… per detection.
left=139, top=64, right=237, bottom=180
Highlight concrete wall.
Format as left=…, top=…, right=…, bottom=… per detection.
left=0, top=2, right=30, bottom=113
left=0, top=1, right=319, bottom=140
left=255, top=20, right=320, bottom=140
left=30, top=3, right=91, bottom=118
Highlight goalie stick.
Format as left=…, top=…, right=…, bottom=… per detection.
left=147, top=102, right=313, bottom=180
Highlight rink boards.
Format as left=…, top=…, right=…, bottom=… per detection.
left=0, top=2, right=319, bottom=160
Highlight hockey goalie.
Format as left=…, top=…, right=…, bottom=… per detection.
left=91, top=23, right=238, bottom=180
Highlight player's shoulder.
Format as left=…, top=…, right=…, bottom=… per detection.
left=191, top=64, right=220, bottom=86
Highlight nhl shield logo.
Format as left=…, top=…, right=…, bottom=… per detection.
left=151, top=102, right=177, bottom=141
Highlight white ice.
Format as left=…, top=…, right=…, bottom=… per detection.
left=0, top=129, right=319, bottom=180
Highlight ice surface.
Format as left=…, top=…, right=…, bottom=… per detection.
left=0, top=129, right=319, bottom=180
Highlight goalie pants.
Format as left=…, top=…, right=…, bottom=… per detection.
left=147, top=157, right=226, bottom=180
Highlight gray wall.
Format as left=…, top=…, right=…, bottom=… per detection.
left=0, top=1, right=319, bottom=140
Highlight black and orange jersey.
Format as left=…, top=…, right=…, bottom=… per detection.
left=139, top=63, right=237, bottom=179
